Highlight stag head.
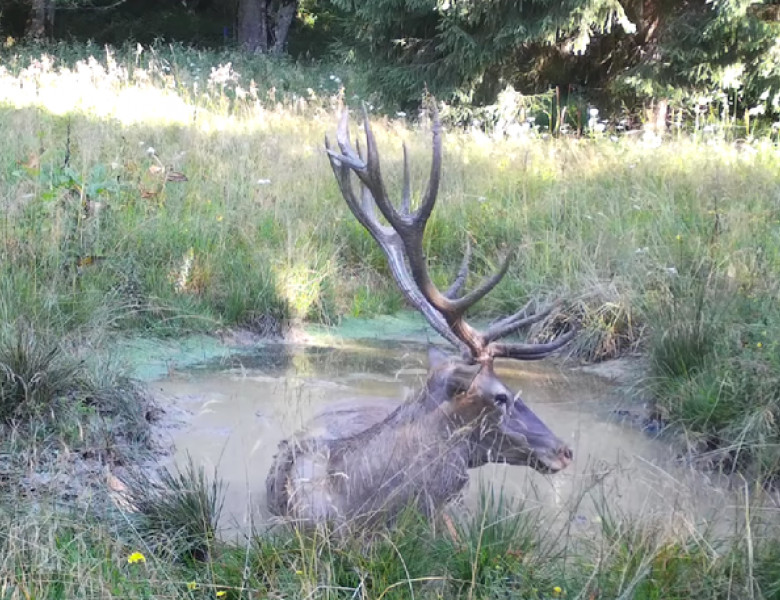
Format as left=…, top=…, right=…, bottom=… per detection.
left=325, top=104, right=575, bottom=475
left=424, top=347, right=572, bottom=473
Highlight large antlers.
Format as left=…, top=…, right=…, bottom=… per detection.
left=325, top=105, right=575, bottom=364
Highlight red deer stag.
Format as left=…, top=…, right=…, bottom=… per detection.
left=266, top=106, right=575, bottom=530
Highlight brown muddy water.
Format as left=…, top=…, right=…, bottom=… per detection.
left=151, top=341, right=778, bottom=540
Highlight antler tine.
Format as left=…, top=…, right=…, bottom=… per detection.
left=325, top=135, right=368, bottom=227
left=489, top=327, right=577, bottom=360
left=401, top=143, right=411, bottom=216
left=326, top=110, right=399, bottom=228
left=483, top=299, right=552, bottom=343
left=360, top=105, right=405, bottom=229
left=353, top=137, right=377, bottom=218
left=444, top=238, right=471, bottom=299
left=447, top=252, right=511, bottom=316
left=413, top=103, right=442, bottom=226
left=326, top=117, right=366, bottom=173
left=335, top=110, right=361, bottom=164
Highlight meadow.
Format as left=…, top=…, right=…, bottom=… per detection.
left=1, top=42, right=780, bottom=598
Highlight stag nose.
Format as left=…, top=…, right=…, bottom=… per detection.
left=558, top=445, right=573, bottom=466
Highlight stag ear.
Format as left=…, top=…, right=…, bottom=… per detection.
left=427, top=346, right=451, bottom=370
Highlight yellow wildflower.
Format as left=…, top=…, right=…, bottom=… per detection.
left=127, top=551, right=146, bottom=564
left=187, top=581, right=199, bottom=591
left=676, top=234, right=682, bottom=241
left=216, top=592, right=227, bottom=598
left=216, top=215, right=224, bottom=222
left=553, top=586, right=563, bottom=596
left=757, top=342, right=763, bottom=348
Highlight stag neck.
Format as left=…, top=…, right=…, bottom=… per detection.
left=332, top=397, right=473, bottom=515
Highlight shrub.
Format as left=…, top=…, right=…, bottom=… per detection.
left=0, top=322, right=83, bottom=424
left=128, top=456, right=225, bottom=563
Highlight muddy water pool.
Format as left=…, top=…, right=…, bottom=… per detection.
left=151, top=341, right=777, bottom=539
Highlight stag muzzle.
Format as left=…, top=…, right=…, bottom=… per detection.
left=495, top=394, right=573, bottom=474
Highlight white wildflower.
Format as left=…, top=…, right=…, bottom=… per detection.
left=175, top=248, right=194, bottom=293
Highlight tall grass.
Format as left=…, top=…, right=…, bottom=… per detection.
left=1, top=477, right=778, bottom=599
left=3, top=44, right=779, bottom=334
left=0, top=321, right=83, bottom=423
left=127, top=456, right=225, bottom=563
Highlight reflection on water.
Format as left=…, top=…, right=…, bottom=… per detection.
left=151, top=341, right=778, bottom=540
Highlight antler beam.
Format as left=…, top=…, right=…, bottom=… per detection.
left=326, top=103, right=575, bottom=363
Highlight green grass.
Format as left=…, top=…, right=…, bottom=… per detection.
left=2, top=476, right=779, bottom=600
left=2, top=41, right=780, bottom=598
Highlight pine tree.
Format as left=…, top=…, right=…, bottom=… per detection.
left=330, top=0, right=780, bottom=123
left=329, top=0, right=635, bottom=107
left=617, top=0, right=780, bottom=121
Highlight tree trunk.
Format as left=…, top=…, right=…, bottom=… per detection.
left=271, top=0, right=297, bottom=55
left=237, top=0, right=268, bottom=53
left=45, top=0, right=55, bottom=36
left=27, top=0, right=48, bottom=40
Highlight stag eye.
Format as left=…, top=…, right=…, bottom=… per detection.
left=494, top=393, right=510, bottom=406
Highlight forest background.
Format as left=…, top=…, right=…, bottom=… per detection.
left=4, top=0, right=780, bottom=127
